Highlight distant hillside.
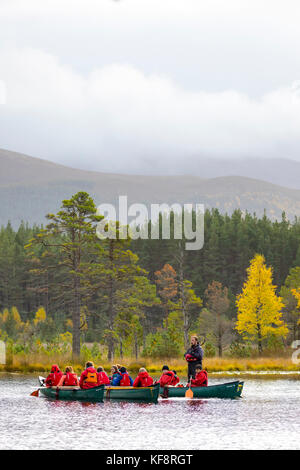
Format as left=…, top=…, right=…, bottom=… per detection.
left=191, top=157, right=300, bottom=190
left=1, top=148, right=300, bottom=227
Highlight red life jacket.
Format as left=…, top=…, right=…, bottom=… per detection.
left=133, top=371, right=154, bottom=387
left=159, top=370, right=175, bottom=387
left=46, top=365, right=63, bottom=387
left=120, top=372, right=131, bottom=386
left=170, top=375, right=180, bottom=386
left=63, top=372, right=78, bottom=386
left=97, top=371, right=110, bottom=385
left=185, top=353, right=197, bottom=362
left=191, top=370, right=208, bottom=387
left=80, top=367, right=98, bottom=389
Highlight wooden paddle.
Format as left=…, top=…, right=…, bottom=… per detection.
left=185, top=377, right=194, bottom=398
left=30, top=375, right=47, bottom=396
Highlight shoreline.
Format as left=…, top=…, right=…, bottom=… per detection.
left=1, top=355, right=299, bottom=377
left=1, top=369, right=300, bottom=380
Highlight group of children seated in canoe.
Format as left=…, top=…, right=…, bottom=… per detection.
left=45, top=362, right=208, bottom=389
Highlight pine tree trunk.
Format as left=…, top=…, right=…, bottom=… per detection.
left=143, top=325, right=146, bottom=350
left=108, top=344, right=114, bottom=362
left=178, top=242, right=189, bottom=350
left=72, top=274, right=81, bottom=360
left=135, top=333, right=138, bottom=360
left=218, top=322, right=223, bottom=357
left=107, top=240, right=115, bottom=361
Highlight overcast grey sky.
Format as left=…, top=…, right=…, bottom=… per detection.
left=1, top=0, right=300, bottom=174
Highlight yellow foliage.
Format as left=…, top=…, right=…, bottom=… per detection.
left=291, top=288, right=300, bottom=308
left=236, top=254, right=288, bottom=347
left=80, top=308, right=88, bottom=332
left=291, top=289, right=300, bottom=325
left=11, top=307, right=22, bottom=324
left=33, top=307, right=47, bottom=325
left=2, top=308, right=9, bottom=322
left=59, top=332, right=72, bottom=343
left=66, top=319, right=73, bottom=329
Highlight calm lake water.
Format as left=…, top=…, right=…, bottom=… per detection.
left=0, top=374, right=299, bottom=450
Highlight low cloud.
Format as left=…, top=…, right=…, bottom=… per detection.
left=0, top=80, right=6, bottom=105
left=1, top=46, right=300, bottom=174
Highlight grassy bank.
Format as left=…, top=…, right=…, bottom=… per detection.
left=0, top=355, right=299, bottom=375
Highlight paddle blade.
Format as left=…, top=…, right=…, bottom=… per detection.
left=30, top=389, right=39, bottom=397
left=185, top=387, right=193, bottom=398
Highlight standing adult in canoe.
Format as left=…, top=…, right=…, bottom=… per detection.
left=45, top=364, right=63, bottom=387
left=133, top=368, right=154, bottom=387
left=184, top=335, right=204, bottom=380
left=57, top=366, right=79, bottom=387
left=157, top=365, right=178, bottom=387
left=112, top=366, right=133, bottom=386
left=79, top=362, right=98, bottom=389
left=189, top=365, right=208, bottom=387
left=97, top=366, right=110, bottom=385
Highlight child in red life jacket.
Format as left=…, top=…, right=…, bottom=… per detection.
left=97, top=366, right=110, bottom=385
left=112, top=366, right=133, bottom=386
left=57, top=366, right=79, bottom=387
left=158, top=365, right=177, bottom=387
left=190, top=366, right=208, bottom=387
left=79, top=362, right=99, bottom=389
left=133, top=368, right=154, bottom=387
left=45, top=364, right=63, bottom=387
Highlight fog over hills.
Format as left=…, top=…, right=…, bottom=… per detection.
left=189, top=158, right=300, bottom=190
left=1, top=148, right=300, bottom=228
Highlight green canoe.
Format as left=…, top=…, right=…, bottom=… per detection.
left=105, top=383, right=160, bottom=402
left=160, top=381, right=244, bottom=399
left=38, top=382, right=159, bottom=403
left=39, top=384, right=105, bottom=402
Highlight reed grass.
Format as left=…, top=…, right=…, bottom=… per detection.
left=0, top=353, right=299, bottom=375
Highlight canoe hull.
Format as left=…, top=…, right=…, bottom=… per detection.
left=39, top=384, right=159, bottom=403
left=105, top=384, right=160, bottom=402
left=39, top=385, right=105, bottom=402
left=160, top=381, right=244, bottom=399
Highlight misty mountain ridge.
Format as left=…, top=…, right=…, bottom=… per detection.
left=1, top=148, right=300, bottom=228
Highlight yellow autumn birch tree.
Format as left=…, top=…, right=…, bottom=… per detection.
left=236, top=254, right=288, bottom=354
left=291, top=288, right=300, bottom=326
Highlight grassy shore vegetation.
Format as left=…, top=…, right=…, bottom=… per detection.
left=0, top=356, right=299, bottom=376
left=0, top=192, right=300, bottom=370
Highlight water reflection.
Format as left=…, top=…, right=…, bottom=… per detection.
left=0, top=375, right=299, bottom=450
left=185, top=399, right=206, bottom=409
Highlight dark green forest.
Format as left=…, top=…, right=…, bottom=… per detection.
left=1, top=192, right=300, bottom=360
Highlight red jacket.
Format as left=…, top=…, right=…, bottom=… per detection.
left=158, top=370, right=176, bottom=387
left=62, top=372, right=79, bottom=386
left=97, top=371, right=110, bottom=385
left=80, top=367, right=98, bottom=389
left=191, top=370, right=208, bottom=387
left=171, top=375, right=180, bottom=386
left=45, top=365, right=63, bottom=387
left=185, top=353, right=198, bottom=362
left=133, top=371, right=154, bottom=388
left=120, top=372, right=132, bottom=386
